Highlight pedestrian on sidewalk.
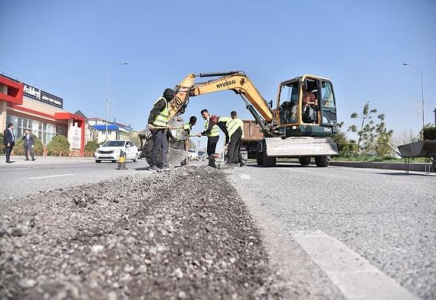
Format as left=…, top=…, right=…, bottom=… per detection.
left=3, top=123, right=15, bottom=163
left=22, top=129, right=36, bottom=161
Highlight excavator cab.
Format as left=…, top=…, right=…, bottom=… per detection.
left=276, top=75, right=337, bottom=138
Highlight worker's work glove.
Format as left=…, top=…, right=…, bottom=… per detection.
left=31, top=145, right=34, bottom=148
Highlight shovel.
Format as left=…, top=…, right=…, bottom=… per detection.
left=148, top=126, right=182, bottom=130
left=208, top=145, right=228, bottom=160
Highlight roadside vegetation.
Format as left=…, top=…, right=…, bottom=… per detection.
left=47, top=135, right=70, bottom=156
left=333, top=102, right=435, bottom=162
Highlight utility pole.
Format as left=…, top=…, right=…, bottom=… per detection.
left=402, top=63, right=425, bottom=135
left=105, top=62, right=128, bottom=142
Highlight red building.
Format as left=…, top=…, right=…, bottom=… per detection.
left=0, top=74, right=85, bottom=155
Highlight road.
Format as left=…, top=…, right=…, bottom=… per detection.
left=1, top=157, right=434, bottom=299
left=227, top=162, right=435, bottom=300
left=0, top=156, right=151, bottom=201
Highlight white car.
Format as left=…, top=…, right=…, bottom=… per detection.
left=95, top=140, right=139, bottom=163
left=188, top=149, right=199, bottom=160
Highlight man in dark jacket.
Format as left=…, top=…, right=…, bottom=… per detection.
left=22, top=129, right=36, bottom=161
left=3, top=123, right=15, bottom=163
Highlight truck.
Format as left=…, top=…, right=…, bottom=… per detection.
left=142, top=71, right=339, bottom=167
left=241, top=120, right=264, bottom=159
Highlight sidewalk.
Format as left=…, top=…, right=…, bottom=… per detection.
left=330, top=160, right=435, bottom=173
left=0, top=155, right=94, bottom=166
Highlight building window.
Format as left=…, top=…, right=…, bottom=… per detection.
left=6, top=114, right=65, bottom=145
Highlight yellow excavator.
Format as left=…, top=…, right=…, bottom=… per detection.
left=142, top=71, right=339, bottom=167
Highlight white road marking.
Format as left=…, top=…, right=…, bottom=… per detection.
left=29, top=174, right=76, bottom=180
left=292, top=230, right=418, bottom=300
left=239, top=174, right=251, bottom=180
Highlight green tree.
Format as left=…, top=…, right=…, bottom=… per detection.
left=47, top=135, right=70, bottom=156
left=374, top=113, right=394, bottom=156
left=422, top=123, right=436, bottom=140
left=348, top=102, right=394, bottom=156
left=348, top=102, right=378, bottom=154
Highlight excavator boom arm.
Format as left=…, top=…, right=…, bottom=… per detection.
left=168, top=72, right=274, bottom=125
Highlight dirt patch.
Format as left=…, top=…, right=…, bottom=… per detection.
left=0, top=167, right=289, bottom=299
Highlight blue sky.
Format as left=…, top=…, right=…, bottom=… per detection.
left=1, top=0, right=435, bottom=147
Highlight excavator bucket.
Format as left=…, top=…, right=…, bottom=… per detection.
left=142, top=115, right=189, bottom=168
left=265, top=137, right=339, bottom=157
left=143, top=138, right=189, bottom=168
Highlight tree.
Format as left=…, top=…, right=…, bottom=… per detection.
left=348, top=102, right=393, bottom=155
left=374, top=113, right=394, bottom=156
left=334, top=121, right=356, bottom=157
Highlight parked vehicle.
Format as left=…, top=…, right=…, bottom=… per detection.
left=198, top=150, right=207, bottom=161
left=188, top=149, right=199, bottom=160
left=95, top=140, right=139, bottom=163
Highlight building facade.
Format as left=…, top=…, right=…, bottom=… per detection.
left=0, top=74, right=85, bottom=155
left=88, top=118, right=132, bottom=144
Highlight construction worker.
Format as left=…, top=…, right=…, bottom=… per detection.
left=210, top=115, right=241, bottom=167
left=180, top=116, right=197, bottom=166
left=230, top=111, right=246, bottom=167
left=197, top=109, right=220, bottom=168
left=147, top=88, right=174, bottom=171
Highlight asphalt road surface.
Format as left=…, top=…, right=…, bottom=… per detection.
left=1, top=156, right=434, bottom=299
left=227, top=162, right=435, bottom=300
left=0, top=156, right=151, bottom=201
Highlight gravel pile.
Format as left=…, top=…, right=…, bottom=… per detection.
left=0, top=167, right=289, bottom=299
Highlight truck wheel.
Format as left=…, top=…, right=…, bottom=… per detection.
left=256, top=144, right=264, bottom=166
left=299, top=156, right=311, bottom=166
left=262, top=142, right=276, bottom=167
left=315, top=155, right=331, bottom=167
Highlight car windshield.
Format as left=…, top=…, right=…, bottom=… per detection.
left=102, top=141, right=125, bottom=147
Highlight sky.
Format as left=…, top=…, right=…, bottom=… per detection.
left=1, top=0, right=435, bottom=149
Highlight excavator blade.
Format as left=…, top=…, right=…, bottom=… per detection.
left=265, top=137, right=339, bottom=157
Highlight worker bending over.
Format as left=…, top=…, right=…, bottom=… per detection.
left=147, top=88, right=174, bottom=171
left=198, top=109, right=220, bottom=168
left=180, top=116, right=197, bottom=166
left=210, top=114, right=243, bottom=168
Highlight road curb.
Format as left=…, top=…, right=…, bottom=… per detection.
left=330, top=161, right=434, bottom=173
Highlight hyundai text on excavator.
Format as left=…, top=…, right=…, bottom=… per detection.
left=141, top=71, right=339, bottom=167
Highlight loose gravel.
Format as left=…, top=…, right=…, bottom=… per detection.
left=0, top=166, right=289, bottom=300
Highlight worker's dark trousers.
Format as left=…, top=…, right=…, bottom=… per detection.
left=151, top=129, right=168, bottom=167
left=227, top=128, right=242, bottom=164
left=207, top=136, right=219, bottom=168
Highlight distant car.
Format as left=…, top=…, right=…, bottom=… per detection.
left=198, top=150, right=207, bottom=161
left=95, top=140, right=139, bottom=163
left=188, top=149, right=199, bottom=160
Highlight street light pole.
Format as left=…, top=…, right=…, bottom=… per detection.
left=402, top=63, right=425, bottom=136
left=105, top=62, right=128, bottom=142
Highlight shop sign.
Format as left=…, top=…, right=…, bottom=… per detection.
left=23, top=83, right=64, bottom=108
left=71, top=127, right=81, bottom=149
